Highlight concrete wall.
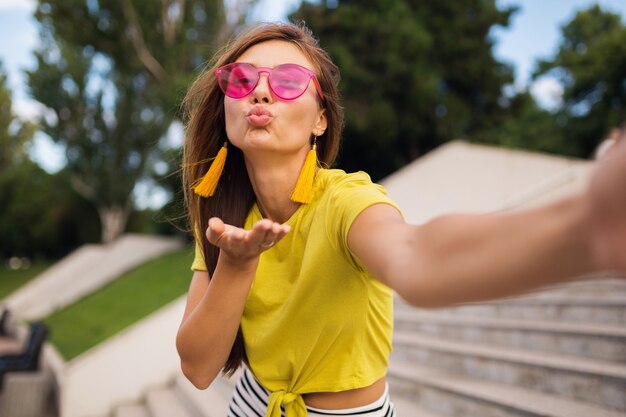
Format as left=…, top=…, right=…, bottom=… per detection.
left=381, top=141, right=593, bottom=223
left=60, top=297, right=186, bottom=417
left=5, top=234, right=183, bottom=321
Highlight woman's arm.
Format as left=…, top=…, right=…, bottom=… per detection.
left=176, top=260, right=256, bottom=389
left=348, top=195, right=595, bottom=308
left=349, top=138, right=626, bottom=308
left=176, top=218, right=290, bottom=388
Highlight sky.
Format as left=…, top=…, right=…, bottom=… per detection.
left=0, top=0, right=625, bottom=204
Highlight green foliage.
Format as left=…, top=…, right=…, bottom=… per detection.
left=43, top=247, right=193, bottom=360
left=477, top=92, right=569, bottom=154
left=126, top=206, right=186, bottom=237
left=0, top=63, right=36, bottom=173
left=0, top=61, right=28, bottom=178
left=292, top=0, right=516, bottom=179
left=26, top=0, right=228, bottom=241
left=0, top=163, right=100, bottom=260
left=1, top=61, right=99, bottom=261
left=534, top=5, right=626, bottom=157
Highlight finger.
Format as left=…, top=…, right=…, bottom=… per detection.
left=207, top=217, right=227, bottom=245
left=247, top=219, right=274, bottom=244
left=258, top=223, right=281, bottom=248
left=269, top=224, right=291, bottom=246
left=269, top=222, right=284, bottom=240
left=274, top=224, right=291, bottom=242
left=258, top=223, right=291, bottom=249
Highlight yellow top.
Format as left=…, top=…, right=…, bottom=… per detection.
left=191, top=169, right=402, bottom=417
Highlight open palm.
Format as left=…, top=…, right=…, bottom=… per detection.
left=206, top=217, right=290, bottom=264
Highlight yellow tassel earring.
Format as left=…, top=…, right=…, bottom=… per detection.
left=193, top=142, right=228, bottom=197
left=290, top=137, right=319, bottom=204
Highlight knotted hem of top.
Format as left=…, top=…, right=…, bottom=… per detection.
left=267, top=390, right=307, bottom=417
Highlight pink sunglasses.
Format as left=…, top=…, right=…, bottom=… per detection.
left=216, top=62, right=324, bottom=101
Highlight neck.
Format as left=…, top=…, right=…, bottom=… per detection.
left=244, top=151, right=308, bottom=224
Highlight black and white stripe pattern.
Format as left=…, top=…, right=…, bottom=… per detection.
left=227, top=368, right=397, bottom=417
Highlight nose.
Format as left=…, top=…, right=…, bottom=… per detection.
left=251, top=70, right=273, bottom=104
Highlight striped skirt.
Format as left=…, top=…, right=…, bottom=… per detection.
left=227, top=368, right=397, bottom=417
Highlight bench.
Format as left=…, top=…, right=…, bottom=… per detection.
left=0, top=322, right=52, bottom=417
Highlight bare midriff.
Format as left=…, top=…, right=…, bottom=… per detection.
left=302, top=377, right=386, bottom=409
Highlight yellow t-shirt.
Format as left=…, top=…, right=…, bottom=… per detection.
left=192, top=169, right=402, bottom=417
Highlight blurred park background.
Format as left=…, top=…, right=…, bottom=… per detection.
left=0, top=1, right=626, bottom=416
left=1, top=0, right=626, bottom=262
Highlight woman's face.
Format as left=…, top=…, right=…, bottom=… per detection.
left=223, top=40, right=327, bottom=159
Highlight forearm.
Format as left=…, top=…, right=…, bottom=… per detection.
left=176, top=256, right=257, bottom=388
left=392, top=193, right=597, bottom=307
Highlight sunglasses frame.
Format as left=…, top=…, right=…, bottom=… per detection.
left=216, top=62, right=324, bottom=102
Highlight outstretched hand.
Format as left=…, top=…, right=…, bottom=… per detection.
left=587, top=133, right=626, bottom=273
left=206, top=217, right=291, bottom=265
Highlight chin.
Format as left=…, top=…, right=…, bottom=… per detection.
left=239, top=134, right=280, bottom=153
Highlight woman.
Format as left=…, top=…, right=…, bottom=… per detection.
left=175, top=22, right=626, bottom=417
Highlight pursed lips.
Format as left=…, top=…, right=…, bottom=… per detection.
left=246, top=106, right=274, bottom=127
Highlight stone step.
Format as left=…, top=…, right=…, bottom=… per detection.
left=145, top=387, right=196, bottom=417
left=174, top=370, right=240, bottom=417
left=388, top=359, right=626, bottom=417
left=394, top=310, right=626, bottom=362
left=395, top=294, right=626, bottom=325
left=114, top=404, right=150, bottom=417
left=392, top=331, right=626, bottom=411
left=539, top=277, right=626, bottom=296
left=391, top=396, right=447, bottom=417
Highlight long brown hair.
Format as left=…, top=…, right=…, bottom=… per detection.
left=181, top=22, right=344, bottom=375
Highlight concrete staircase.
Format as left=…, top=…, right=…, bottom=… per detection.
left=388, top=276, right=626, bottom=417
left=112, top=371, right=239, bottom=417
left=105, top=277, right=626, bottom=417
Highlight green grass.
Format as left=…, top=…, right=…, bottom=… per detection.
left=0, top=262, right=52, bottom=300
left=43, top=246, right=194, bottom=361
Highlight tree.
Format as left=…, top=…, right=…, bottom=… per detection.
left=0, top=62, right=99, bottom=260
left=0, top=163, right=101, bottom=260
left=25, top=0, right=242, bottom=243
left=292, top=0, right=516, bottom=179
left=478, top=91, right=568, bottom=154
left=0, top=63, right=35, bottom=172
left=533, top=5, right=626, bottom=158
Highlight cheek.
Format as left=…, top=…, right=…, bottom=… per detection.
left=284, top=100, right=319, bottom=128
left=224, top=100, right=243, bottom=139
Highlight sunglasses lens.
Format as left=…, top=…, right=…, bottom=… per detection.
left=270, top=65, right=311, bottom=100
left=217, top=64, right=258, bottom=98
left=216, top=63, right=314, bottom=100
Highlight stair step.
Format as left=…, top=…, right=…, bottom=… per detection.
left=390, top=395, right=447, bottom=417
left=146, top=387, right=195, bottom=417
left=539, top=277, right=626, bottom=296
left=393, top=331, right=626, bottom=410
left=114, top=404, right=150, bottom=417
left=394, top=310, right=626, bottom=361
left=395, top=293, right=626, bottom=325
left=174, top=369, right=241, bottom=417
left=388, top=359, right=626, bottom=417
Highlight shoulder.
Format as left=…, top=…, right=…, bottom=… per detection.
left=318, top=168, right=374, bottom=185
left=316, top=169, right=387, bottom=198
left=313, top=168, right=402, bottom=231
